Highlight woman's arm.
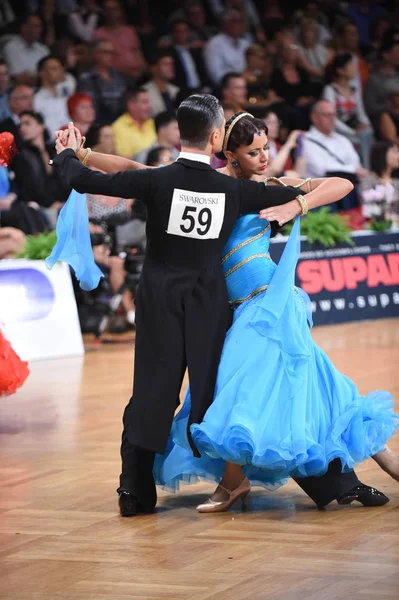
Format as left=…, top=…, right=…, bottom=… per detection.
left=259, top=176, right=354, bottom=225
left=379, top=112, right=399, bottom=144
left=76, top=148, right=152, bottom=173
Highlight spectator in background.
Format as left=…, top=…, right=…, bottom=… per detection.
left=334, top=20, right=369, bottom=90
left=68, top=0, right=100, bottom=42
left=134, top=111, right=179, bottom=164
left=303, top=100, right=363, bottom=209
left=364, top=38, right=399, bottom=128
left=322, top=53, right=373, bottom=168
left=165, top=19, right=207, bottom=92
left=220, top=72, right=248, bottom=112
left=142, top=51, right=179, bottom=117
left=297, top=17, right=334, bottom=94
left=65, top=92, right=95, bottom=134
left=0, top=84, right=34, bottom=150
left=146, top=145, right=175, bottom=166
left=359, top=140, right=399, bottom=227
left=204, top=10, right=250, bottom=87
left=0, top=61, right=11, bottom=121
left=263, top=110, right=305, bottom=177
left=14, top=110, right=70, bottom=220
left=208, top=0, right=265, bottom=43
left=93, top=0, right=146, bottom=79
left=270, top=36, right=315, bottom=129
left=378, top=79, right=399, bottom=146
left=112, top=88, right=156, bottom=157
left=86, top=122, right=116, bottom=154
left=184, top=0, right=217, bottom=45
left=346, top=0, right=387, bottom=48
left=292, top=1, right=332, bottom=46
left=242, top=44, right=282, bottom=107
left=0, top=227, right=26, bottom=259
left=33, top=56, right=70, bottom=141
left=77, top=38, right=127, bottom=124
left=3, top=14, right=49, bottom=86
left=365, top=15, right=391, bottom=63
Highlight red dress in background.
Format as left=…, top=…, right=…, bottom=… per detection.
left=0, top=329, right=29, bottom=397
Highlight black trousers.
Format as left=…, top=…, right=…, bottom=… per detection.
left=119, top=258, right=232, bottom=497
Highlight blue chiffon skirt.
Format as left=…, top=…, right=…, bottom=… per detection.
left=154, top=219, right=398, bottom=491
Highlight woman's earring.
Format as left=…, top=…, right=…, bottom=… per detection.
left=232, top=160, right=239, bottom=167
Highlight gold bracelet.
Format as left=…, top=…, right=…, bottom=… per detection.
left=81, top=147, right=92, bottom=165
left=296, top=194, right=308, bottom=216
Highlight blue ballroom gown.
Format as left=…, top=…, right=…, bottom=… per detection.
left=154, top=215, right=398, bottom=491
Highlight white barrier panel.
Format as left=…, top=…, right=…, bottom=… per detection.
left=0, top=259, right=84, bottom=361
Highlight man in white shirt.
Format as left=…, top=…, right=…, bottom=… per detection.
left=3, top=14, right=49, bottom=86
left=204, top=9, right=250, bottom=87
left=303, top=100, right=365, bottom=209
left=142, top=51, right=180, bottom=117
left=33, top=56, right=70, bottom=141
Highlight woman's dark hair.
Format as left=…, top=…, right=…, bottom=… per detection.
left=146, top=146, right=170, bottom=166
left=177, top=94, right=224, bottom=150
left=370, top=140, right=396, bottom=176
left=85, top=123, right=111, bottom=148
left=19, top=110, right=45, bottom=125
left=326, top=53, right=353, bottom=83
left=215, top=111, right=268, bottom=160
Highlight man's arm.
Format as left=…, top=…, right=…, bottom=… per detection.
left=53, top=149, right=151, bottom=200
left=240, top=179, right=300, bottom=214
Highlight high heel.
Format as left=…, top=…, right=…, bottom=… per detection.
left=196, top=476, right=251, bottom=513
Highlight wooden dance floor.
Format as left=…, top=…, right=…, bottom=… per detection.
left=1, top=319, right=398, bottom=600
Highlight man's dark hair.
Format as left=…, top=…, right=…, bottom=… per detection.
left=123, top=87, right=148, bottom=107
left=177, top=94, right=224, bottom=149
left=37, top=55, right=63, bottom=72
left=149, top=49, right=174, bottom=67
left=221, top=72, right=243, bottom=91
left=19, top=110, right=45, bottom=125
left=154, top=111, right=177, bottom=134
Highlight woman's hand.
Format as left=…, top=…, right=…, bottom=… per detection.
left=259, top=199, right=301, bottom=226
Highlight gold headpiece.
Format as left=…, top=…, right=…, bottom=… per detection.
left=222, top=112, right=254, bottom=155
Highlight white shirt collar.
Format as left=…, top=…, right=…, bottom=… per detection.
left=178, top=151, right=211, bottom=165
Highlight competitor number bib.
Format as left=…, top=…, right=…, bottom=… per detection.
left=167, top=188, right=225, bottom=240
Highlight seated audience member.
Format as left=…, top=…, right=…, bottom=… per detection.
left=0, top=84, right=34, bottom=150
left=334, top=20, right=369, bottom=91
left=164, top=19, right=208, bottom=92
left=14, top=111, right=70, bottom=219
left=63, top=93, right=95, bottom=135
left=146, top=146, right=175, bottom=167
left=184, top=0, right=217, bottom=45
left=359, top=140, right=399, bottom=227
left=322, top=54, right=373, bottom=168
left=204, top=9, right=250, bottom=87
left=93, top=0, right=146, bottom=79
left=135, top=111, right=179, bottom=164
left=142, top=51, right=180, bottom=117
left=270, top=35, right=315, bottom=130
left=3, top=14, right=49, bottom=86
left=292, top=1, right=332, bottom=46
left=112, top=88, right=156, bottom=158
left=263, top=110, right=305, bottom=177
left=0, top=61, right=11, bottom=122
left=33, top=56, right=70, bottom=141
left=297, top=17, right=334, bottom=93
left=220, top=72, right=248, bottom=112
left=0, top=227, right=26, bottom=258
left=364, top=37, right=399, bottom=127
left=302, top=100, right=365, bottom=208
left=378, top=79, right=399, bottom=145
left=86, top=122, right=116, bottom=154
left=77, top=38, right=127, bottom=124
left=68, top=0, right=100, bottom=42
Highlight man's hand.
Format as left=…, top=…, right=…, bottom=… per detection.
left=259, top=199, right=301, bottom=226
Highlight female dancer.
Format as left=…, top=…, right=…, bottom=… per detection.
left=60, top=115, right=398, bottom=511
left=152, top=113, right=399, bottom=511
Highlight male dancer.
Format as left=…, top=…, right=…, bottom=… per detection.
left=54, top=95, right=389, bottom=515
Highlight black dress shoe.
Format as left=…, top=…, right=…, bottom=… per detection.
left=337, top=485, right=390, bottom=507
left=118, top=491, right=155, bottom=517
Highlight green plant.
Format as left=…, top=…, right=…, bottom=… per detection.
left=16, top=230, right=57, bottom=260
left=368, top=217, right=392, bottom=232
left=282, top=207, right=354, bottom=247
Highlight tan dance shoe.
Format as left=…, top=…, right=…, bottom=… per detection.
left=196, top=476, right=251, bottom=513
